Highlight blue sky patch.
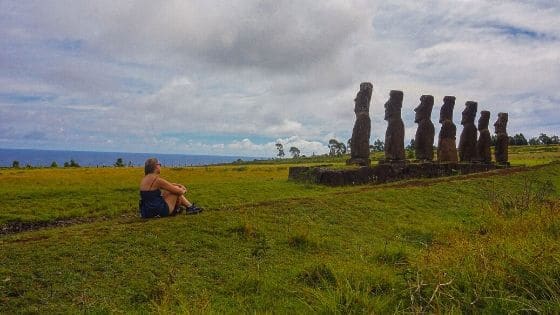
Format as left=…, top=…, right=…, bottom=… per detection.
left=159, top=132, right=274, bottom=145
left=120, top=77, right=157, bottom=94
left=487, top=24, right=553, bottom=40
left=0, top=93, right=56, bottom=103
left=45, top=38, right=83, bottom=52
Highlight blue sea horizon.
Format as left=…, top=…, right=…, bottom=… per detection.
left=0, top=148, right=263, bottom=168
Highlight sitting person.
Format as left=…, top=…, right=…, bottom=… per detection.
left=139, top=158, right=202, bottom=218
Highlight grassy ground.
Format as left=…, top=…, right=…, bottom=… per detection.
left=0, top=145, right=559, bottom=313
left=507, top=144, right=560, bottom=166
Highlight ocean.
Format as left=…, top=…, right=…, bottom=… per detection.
left=0, top=148, right=260, bottom=168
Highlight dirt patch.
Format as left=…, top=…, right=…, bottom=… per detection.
left=1, top=217, right=98, bottom=236
left=9, top=235, right=50, bottom=243
left=0, top=214, right=137, bottom=236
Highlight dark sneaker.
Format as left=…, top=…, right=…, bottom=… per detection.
left=175, top=206, right=186, bottom=215
left=186, top=204, right=203, bottom=215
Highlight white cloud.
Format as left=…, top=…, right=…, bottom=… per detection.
left=0, top=1, right=559, bottom=156
left=225, top=136, right=329, bottom=157
left=264, top=120, right=303, bottom=135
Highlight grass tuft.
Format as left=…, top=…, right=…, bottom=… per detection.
left=547, top=221, right=560, bottom=239
left=376, top=248, right=409, bottom=266
left=400, top=229, right=435, bottom=248
left=287, top=233, right=317, bottom=250
left=251, top=237, right=269, bottom=258
left=230, top=222, right=259, bottom=239
left=298, top=264, right=337, bottom=288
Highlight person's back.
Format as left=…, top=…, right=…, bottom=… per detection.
left=139, top=158, right=202, bottom=218
left=139, top=172, right=169, bottom=218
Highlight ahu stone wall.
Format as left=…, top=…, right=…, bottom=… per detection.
left=288, top=163, right=502, bottom=186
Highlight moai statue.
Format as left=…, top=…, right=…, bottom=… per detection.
left=347, top=82, right=373, bottom=166
left=458, top=101, right=478, bottom=162
left=437, top=96, right=458, bottom=162
left=476, top=110, right=492, bottom=163
left=383, top=90, right=405, bottom=162
left=494, top=112, right=509, bottom=165
left=414, top=95, right=435, bottom=161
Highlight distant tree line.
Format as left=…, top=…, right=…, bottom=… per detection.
left=275, top=143, right=285, bottom=158
left=289, top=146, right=301, bottom=158
left=328, top=139, right=347, bottom=156
left=273, top=133, right=559, bottom=159
left=367, top=133, right=559, bottom=153
left=487, top=133, right=559, bottom=146
left=9, top=158, right=134, bottom=168
left=11, top=159, right=80, bottom=168
left=275, top=143, right=306, bottom=159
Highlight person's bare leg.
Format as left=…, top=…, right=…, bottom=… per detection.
left=178, top=195, right=192, bottom=208
left=162, top=191, right=180, bottom=215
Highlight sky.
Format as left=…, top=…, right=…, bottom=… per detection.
left=1, top=0, right=559, bottom=157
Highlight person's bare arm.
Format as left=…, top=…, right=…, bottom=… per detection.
left=157, top=178, right=186, bottom=195
left=172, top=183, right=187, bottom=190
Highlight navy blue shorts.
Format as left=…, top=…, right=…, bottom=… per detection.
left=140, top=202, right=170, bottom=218
left=139, top=190, right=181, bottom=218
left=139, top=194, right=170, bottom=218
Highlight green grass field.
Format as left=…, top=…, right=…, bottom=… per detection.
left=1, top=145, right=559, bottom=313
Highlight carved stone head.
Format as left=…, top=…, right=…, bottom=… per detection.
left=461, top=101, right=478, bottom=125
left=478, top=110, right=490, bottom=130
left=384, top=90, right=403, bottom=121
left=414, top=95, right=434, bottom=123
left=354, top=82, right=373, bottom=114
left=494, top=112, right=508, bottom=134
left=439, top=96, right=455, bottom=123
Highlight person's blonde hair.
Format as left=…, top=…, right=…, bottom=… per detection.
left=144, top=158, right=159, bottom=175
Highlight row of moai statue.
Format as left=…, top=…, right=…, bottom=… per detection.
left=347, top=82, right=509, bottom=166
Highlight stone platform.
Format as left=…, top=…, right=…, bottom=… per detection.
left=288, top=162, right=509, bottom=186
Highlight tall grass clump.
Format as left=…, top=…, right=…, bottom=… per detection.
left=375, top=247, right=409, bottom=266
left=298, top=264, right=337, bottom=288
left=302, top=279, right=391, bottom=314
left=287, top=232, right=317, bottom=251
left=486, top=176, right=556, bottom=216
left=230, top=222, right=260, bottom=239
left=402, top=173, right=560, bottom=313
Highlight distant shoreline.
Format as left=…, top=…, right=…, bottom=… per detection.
left=0, top=147, right=262, bottom=168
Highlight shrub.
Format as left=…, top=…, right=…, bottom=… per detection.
left=64, top=159, right=80, bottom=168
left=114, top=158, right=125, bottom=167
